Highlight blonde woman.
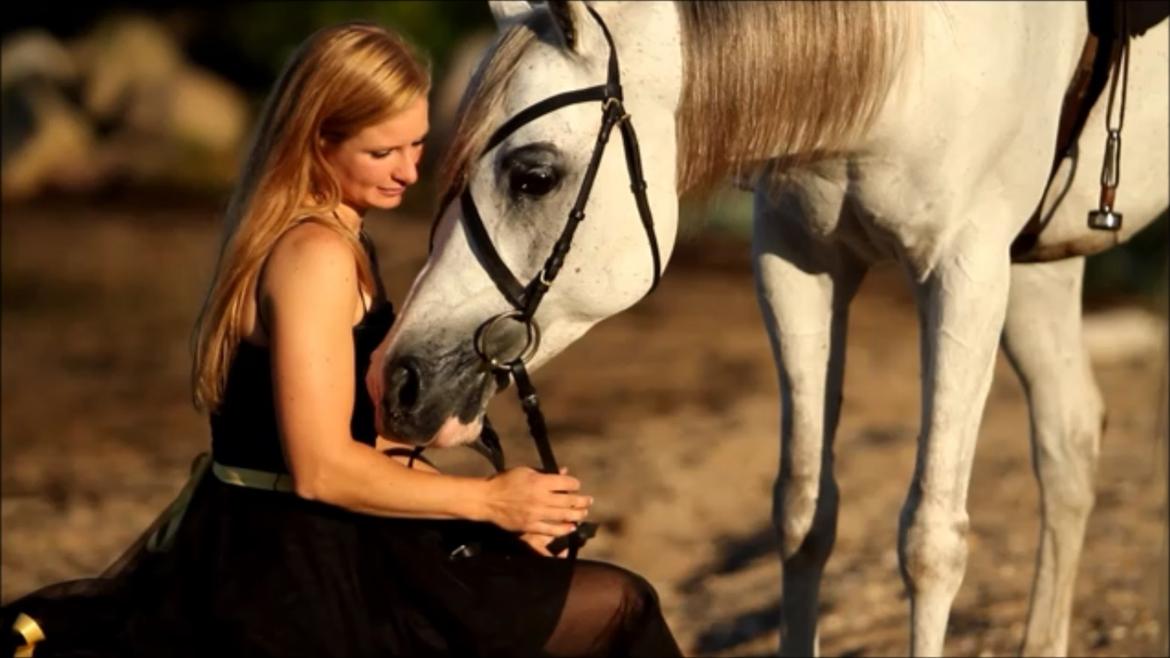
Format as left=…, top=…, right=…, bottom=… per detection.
left=2, top=22, right=680, bottom=657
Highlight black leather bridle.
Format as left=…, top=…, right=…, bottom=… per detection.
left=462, top=6, right=661, bottom=345
left=433, top=6, right=663, bottom=557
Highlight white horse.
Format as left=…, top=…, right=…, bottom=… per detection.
left=370, top=2, right=1169, bottom=655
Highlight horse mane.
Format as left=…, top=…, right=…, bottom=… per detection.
left=675, top=1, right=911, bottom=194
left=435, top=2, right=912, bottom=211
left=435, top=18, right=544, bottom=218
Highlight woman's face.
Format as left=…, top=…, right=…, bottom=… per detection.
left=323, top=96, right=429, bottom=212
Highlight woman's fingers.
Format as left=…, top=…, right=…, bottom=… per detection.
left=539, top=505, right=588, bottom=524
left=519, top=533, right=555, bottom=557
left=544, top=493, right=593, bottom=511
left=519, top=532, right=571, bottom=560
left=530, top=521, right=577, bottom=537
left=546, top=474, right=581, bottom=492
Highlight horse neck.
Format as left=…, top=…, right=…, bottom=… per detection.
left=671, top=1, right=911, bottom=193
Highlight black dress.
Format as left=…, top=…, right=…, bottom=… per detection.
left=1, top=235, right=681, bottom=658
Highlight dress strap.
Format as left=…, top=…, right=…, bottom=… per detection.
left=358, top=229, right=388, bottom=304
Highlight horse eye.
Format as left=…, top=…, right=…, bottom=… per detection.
left=509, top=167, right=559, bottom=199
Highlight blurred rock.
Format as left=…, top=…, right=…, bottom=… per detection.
left=71, top=15, right=184, bottom=123
left=165, top=66, right=249, bottom=155
left=94, top=61, right=248, bottom=188
left=72, top=14, right=248, bottom=186
left=1, top=14, right=249, bottom=199
left=0, top=30, right=99, bottom=201
left=0, top=30, right=78, bottom=89
left=1, top=84, right=101, bottom=202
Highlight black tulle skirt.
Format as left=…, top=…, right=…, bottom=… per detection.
left=2, top=458, right=591, bottom=658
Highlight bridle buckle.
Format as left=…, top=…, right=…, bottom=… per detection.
left=602, top=96, right=631, bottom=123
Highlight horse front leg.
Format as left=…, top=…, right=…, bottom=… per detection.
left=900, top=232, right=1012, bottom=656
left=1002, top=257, right=1104, bottom=657
left=753, top=208, right=866, bottom=657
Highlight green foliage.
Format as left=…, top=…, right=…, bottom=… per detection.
left=219, top=1, right=494, bottom=84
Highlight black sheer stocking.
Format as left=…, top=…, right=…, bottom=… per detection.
left=541, top=562, right=682, bottom=657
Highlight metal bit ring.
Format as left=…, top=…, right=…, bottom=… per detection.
left=474, top=310, right=541, bottom=372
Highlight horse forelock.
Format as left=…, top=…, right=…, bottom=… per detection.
left=435, top=16, right=549, bottom=220
left=675, top=1, right=913, bottom=195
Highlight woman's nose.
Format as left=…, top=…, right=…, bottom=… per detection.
left=394, top=155, right=419, bottom=186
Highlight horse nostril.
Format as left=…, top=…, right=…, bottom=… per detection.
left=388, top=358, right=422, bottom=411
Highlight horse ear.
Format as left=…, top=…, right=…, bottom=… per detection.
left=546, top=0, right=578, bottom=49
left=489, top=1, right=537, bottom=31
left=546, top=0, right=602, bottom=55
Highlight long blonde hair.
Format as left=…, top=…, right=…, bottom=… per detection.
left=192, top=21, right=431, bottom=412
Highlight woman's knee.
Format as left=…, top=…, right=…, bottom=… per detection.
left=549, top=562, right=679, bottom=657
left=583, top=563, right=662, bottom=622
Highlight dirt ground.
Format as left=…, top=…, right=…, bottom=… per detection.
left=2, top=198, right=1166, bottom=656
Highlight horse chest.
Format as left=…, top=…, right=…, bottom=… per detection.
left=771, top=158, right=959, bottom=274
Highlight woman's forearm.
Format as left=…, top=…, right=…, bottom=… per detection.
left=294, top=440, right=491, bottom=522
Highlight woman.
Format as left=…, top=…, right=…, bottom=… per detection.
left=2, top=22, right=681, bottom=658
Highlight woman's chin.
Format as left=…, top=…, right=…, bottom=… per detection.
left=368, top=191, right=404, bottom=210
left=430, top=416, right=483, bottom=449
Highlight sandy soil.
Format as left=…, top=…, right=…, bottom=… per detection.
left=2, top=199, right=1166, bottom=656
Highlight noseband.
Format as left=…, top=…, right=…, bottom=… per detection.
left=431, top=7, right=662, bottom=557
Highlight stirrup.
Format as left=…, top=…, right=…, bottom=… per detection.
left=1088, top=128, right=1124, bottom=231
left=1089, top=8, right=1130, bottom=232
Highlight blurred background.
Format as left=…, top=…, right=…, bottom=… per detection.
left=2, top=3, right=1166, bottom=656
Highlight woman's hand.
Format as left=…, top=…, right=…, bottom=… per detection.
left=519, top=531, right=565, bottom=558
left=482, top=466, right=591, bottom=536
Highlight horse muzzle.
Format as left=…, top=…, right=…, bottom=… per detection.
left=377, top=347, right=496, bottom=445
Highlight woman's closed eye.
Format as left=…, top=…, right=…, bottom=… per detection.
left=370, top=140, right=424, bottom=160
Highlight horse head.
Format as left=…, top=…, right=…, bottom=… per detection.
left=373, top=1, right=683, bottom=445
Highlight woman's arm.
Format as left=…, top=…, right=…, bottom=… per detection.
left=261, top=224, right=590, bottom=533
left=377, top=437, right=441, bottom=473
left=379, top=436, right=576, bottom=557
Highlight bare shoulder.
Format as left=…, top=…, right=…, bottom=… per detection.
left=264, top=222, right=356, bottom=292
left=269, top=221, right=355, bottom=276
left=261, top=222, right=359, bottom=321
